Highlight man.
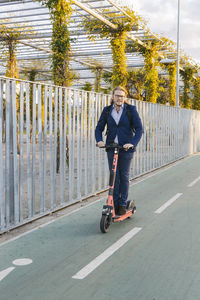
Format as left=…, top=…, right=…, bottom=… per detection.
left=95, top=86, right=143, bottom=215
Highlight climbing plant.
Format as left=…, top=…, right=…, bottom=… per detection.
left=192, top=77, right=200, bottom=110
left=127, top=39, right=161, bottom=103
left=39, top=0, right=73, bottom=87
left=165, top=62, right=176, bottom=106
left=38, top=1, right=73, bottom=172
left=157, top=75, right=168, bottom=104
left=83, top=7, right=142, bottom=88
left=102, top=72, right=112, bottom=94
left=180, top=66, right=196, bottom=108
left=93, top=67, right=103, bottom=92
left=0, top=24, right=20, bottom=78
left=103, top=72, right=112, bottom=85
left=0, top=23, right=22, bottom=151
left=127, top=36, right=177, bottom=103
left=126, top=68, right=145, bottom=100
left=82, top=82, right=93, bottom=91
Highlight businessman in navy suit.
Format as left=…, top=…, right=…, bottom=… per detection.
left=95, top=86, right=143, bottom=215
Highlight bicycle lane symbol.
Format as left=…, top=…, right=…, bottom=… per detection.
left=0, top=258, right=33, bottom=282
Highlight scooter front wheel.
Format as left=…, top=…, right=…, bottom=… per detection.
left=100, top=215, right=110, bottom=233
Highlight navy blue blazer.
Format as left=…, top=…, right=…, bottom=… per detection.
left=95, top=103, right=143, bottom=152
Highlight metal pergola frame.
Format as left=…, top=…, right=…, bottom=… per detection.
left=0, top=0, right=182, bottom=89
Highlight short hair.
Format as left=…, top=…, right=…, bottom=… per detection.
left=112, top=86, right=128, bottom=96
left=110, top=86, right=129, bottom=104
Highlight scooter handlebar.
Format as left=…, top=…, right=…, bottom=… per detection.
left=96, top=143, right=134, bottom=150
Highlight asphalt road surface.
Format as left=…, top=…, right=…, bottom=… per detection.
left=0, top=154, right=200, bottom=300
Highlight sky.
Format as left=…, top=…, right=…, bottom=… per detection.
left=124, top=0, right=200, bottom=65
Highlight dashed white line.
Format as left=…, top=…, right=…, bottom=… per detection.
left=154, top=193, right=183, bottom=214
left=0, top=158, right=190, bottom=247
left=187, top=176, right=200, bottom=187
left=72, top=227, right=142, bottom=280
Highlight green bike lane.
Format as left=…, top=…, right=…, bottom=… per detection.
left=0, top=154, right=200, bottom=300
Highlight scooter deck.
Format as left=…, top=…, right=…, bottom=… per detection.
left=112, top=208, right=134, bottom=222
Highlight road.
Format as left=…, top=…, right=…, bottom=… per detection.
left=0, top=154, right=200, bottom=300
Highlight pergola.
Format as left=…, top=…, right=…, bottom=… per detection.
left=0, top=0, right=179, bottom=89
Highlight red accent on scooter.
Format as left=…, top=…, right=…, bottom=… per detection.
left=98, top=143, right=136, bottom=233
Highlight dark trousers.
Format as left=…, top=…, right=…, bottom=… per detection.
left=107, top=150, right=134, bottom=208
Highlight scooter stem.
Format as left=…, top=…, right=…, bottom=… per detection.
left=107, top=147, right=119, bottom=209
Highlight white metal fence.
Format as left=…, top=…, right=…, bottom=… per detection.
left=0, top=76, right=200, bottom=233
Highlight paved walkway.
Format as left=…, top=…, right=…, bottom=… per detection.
left=0, top=154, right=200, bottom=300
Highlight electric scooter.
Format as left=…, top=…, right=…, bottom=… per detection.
left=99, top=143, right=136, bottom=233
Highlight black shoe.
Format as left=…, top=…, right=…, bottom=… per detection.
left=114, top=206, right=119, bottom=215
left=119, top=206, right=126, bottom=215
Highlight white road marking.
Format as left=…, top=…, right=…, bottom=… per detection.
left=0, top=155, right=191, bottom=248
left=0, top=267, right=15, bottom=282
left=155, top=193, right=183, bottom=214
left=0, top=258, right=33, bottom=282
left=12, top=258, right=33, bottom=266
left=72, top=227, right=142, bottom=280
left=187, top=176, right=200, bottom=187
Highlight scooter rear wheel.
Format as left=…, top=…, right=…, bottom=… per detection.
left=100, top=215, right=110, bottom=233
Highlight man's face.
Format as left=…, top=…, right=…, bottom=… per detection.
left=113, top=90, right=126, bottom=107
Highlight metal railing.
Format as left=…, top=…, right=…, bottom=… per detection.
left=0, top=76, right=200, bottom=232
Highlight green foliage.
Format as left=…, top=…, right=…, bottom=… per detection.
left=157, top=75, right=168, bottom=104
left=180, top=67, right=195, bottom=108
left=40, top=0, right=72, bottom=14
left=144, top=48, right=160, bottom=103
left=38, top=0, right=72, bottom=172
left=110, top=31, right=127, bottom=87
left=92, top=67, right=103, bottom=92
left=165, top=62, right=176, bottom=106
left=103, top=72, right=112, bottom=85
left=126, top=68, right=145, bottom=100
left=83, top=7, right=141, bottom=39
left=102, top=72, right=112, bottom=93
left=29, top=69, right=38, bottom=82
left=82, top=82, right=93, bottom=91
left=127, top=39, right=161, bottom=103
left=192, top=77, right=200, bottom=110
left=39, top=0, right=72, bottom=86
left=83, top=7, right=142, bottom=88
left=0, top=24, right=20, bottom=78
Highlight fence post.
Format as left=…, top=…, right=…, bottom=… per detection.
left=0, top=79, right=4, bottom=229
left=8, top=80, right=14, bottom=223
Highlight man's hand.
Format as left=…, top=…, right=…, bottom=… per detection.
left=123, top=143, right=134, bottom=151
left=97, top=141, right=105, bottom=148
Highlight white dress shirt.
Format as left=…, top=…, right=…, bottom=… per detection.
left=111, top=104, right=124, bottom=144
